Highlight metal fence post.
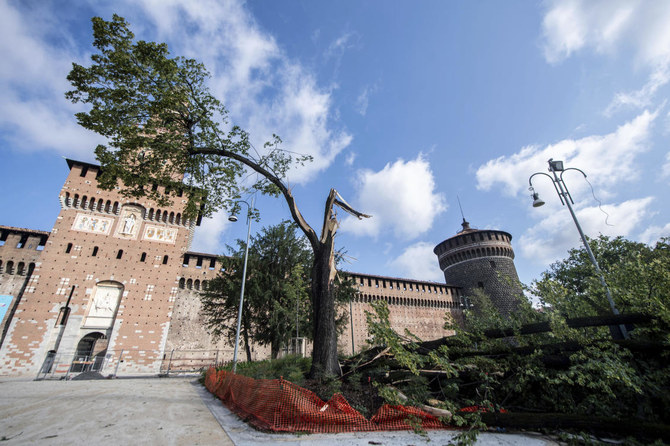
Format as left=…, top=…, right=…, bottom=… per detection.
left=166, top=349, right=174, bottom=376
left=113, top=349, right=124, bottom=378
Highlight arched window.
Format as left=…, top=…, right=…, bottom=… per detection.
left=81, top=195, right=88, bottom=209
left=73, top=194, right=80, bottom=208
left=105, top=200, right=111, bottom=213
left=194, top=280, right=200, bottom=290
left=179, top=278, right=185, bottom=289
left=112, top=202, right=119, bottom=214
left=169, top=212, right=174, bottom=224
left=202, top=280, right=208, bottom=291
left=176, top=213, right=181, bottom=225
left=186, top=279, right=193, bottom=290
left=156, top=210, right=161, bottom=221
left=149, top=208, right=155, bottom=220
left=65, top=192, right=71, bottom=206
left=17, top=262, right=25, bottom=275
left=162, top=212, right=167, bottom=223
left=6, top=261, right=14, bottom=274
left=97, top=200, right=103, bottom=212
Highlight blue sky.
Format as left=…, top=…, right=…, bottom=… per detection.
left=1, top=0, right=669, bottom=288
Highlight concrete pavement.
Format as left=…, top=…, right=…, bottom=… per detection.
left=0, top=376, right=558, bottom=445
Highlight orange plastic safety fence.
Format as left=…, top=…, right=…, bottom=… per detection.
left=204, top=367, right=451, bottom=433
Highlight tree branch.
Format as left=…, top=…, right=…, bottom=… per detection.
left=189, top=146, right=320, bottom=249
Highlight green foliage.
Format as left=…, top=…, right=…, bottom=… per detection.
left=68, top=16, right=363, bottom=378
left=202, top=221, right=312, bottom=359
left=361, top=236, right=670, bottom=439
left=66, top=16, right=309, bottom=220
left=365, top=299, right=427, bottom=374
left=220, top=355, right=311, bottom=386
left=533, top=235, right=670, bottom=341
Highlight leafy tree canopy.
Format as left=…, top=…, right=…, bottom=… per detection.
left=202, top=221, right=313, bottom=360
left=532, top=235, right=670, bottom=341
left=66, top=14, right=309, bottom=220
left=67, top=15, right=370, bottom=377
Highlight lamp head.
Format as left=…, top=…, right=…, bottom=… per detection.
left=548, top=159, right=564, bottom=172
left=228, top=215, right=238, bottom=222
left=532, top=192, right=545, bottom=207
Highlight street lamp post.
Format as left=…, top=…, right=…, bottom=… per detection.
left=228, top=196, right=255, bottom=372
left=528, top=159, right=628, bottom=340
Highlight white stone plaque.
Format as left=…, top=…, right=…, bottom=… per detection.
left=114, top=205, right=144, bottom=239
left=143, top=225, right=177, bottom=244
left=84, top=282, right=122, bottom=329
left=72, top=213, right=113, bottom=235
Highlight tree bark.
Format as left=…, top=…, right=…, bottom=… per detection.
left=309, top=241, right=339, bottom=377
left=194, top=146, right=369, bottom=378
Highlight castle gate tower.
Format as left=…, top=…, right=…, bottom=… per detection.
left=433, top=220, right=522, bottom=316
left=0, top=159, right=196, bottom=376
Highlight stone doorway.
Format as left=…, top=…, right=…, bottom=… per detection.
left=71, top=332, right=108, bottom=373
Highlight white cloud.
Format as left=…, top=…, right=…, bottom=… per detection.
left=388, top=242, right=444, bottom=282
left=0, top=1, right=103, bottom=156
left=0, top=0, right=350, bottom=182
left=541, top=1, right=670, bottom=113
left=134, top=0, right=352, bottom=184
left=541, top=0, right=589, bottom=64
left=663, top=152, right=670, bottom=180
left=355, top=84, right=378, bottom=116
left=345, top=151, right=357, bottom=166
left=189, top=210, right=232, bottom=253
left=341, top=154, right=447, bottom=239
left=639, top=222, right=670, bottom=244
left=519, top=197, right=654, bottom=265
left=476, top=110, right=657, bottom=199
left=325, top=32, right=355, bottom=61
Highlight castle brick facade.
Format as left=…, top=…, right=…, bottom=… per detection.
left=0, top=160, right=519, bottom=377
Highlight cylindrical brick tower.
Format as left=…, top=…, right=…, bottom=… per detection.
left=433, top=219, right=522, bottom=316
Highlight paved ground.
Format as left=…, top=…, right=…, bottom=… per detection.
left=0, top=376, right=558, bottom=445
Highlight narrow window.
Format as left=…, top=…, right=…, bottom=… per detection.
left=17, top=234, right=28, bottom=249
left=162, top=255, right=168, bottom=265
left=117, top=249, right=123, bottom=259
left=140, top=252, right=147, bottom=262
left=80, top=165, right=88, bottom=177
left=209, top=259, right=216, bottom=270
left=179, top=278, right=185, bottom=289
left=6, top=261, right=14, bottom=274
left=194, top=280, right=200, bottom=290
left=92, top=246, right=99, bottom=257
left=65, top=243, right=73, bottom=254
